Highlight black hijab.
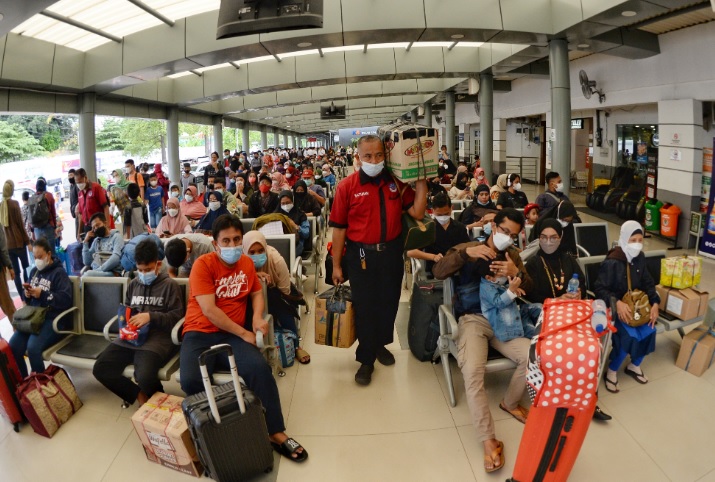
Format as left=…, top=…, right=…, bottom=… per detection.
left=276, top=189, right=307, bottom=225
left=530, top=201, right=577, bottom=256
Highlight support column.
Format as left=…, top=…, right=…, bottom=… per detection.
left=78, top=93, right=97, bottom=182
left=550, top=38, right=571, bottom=197
left=410, top=110, right=418, bottom=124
left=167, top=107, right=180, bottom=185
left=446, top=91, right=456, bottom=163
left=212, top=116, right=223, bottom=154
left=242, top=125, right=250, bottom=152
left=261, top=128, right=268, bottom=151
left=493, top=119, right=507, bottom=178
left=658, top=99, right=706, bottom=247
left=424, top=102, right=432, bottom=128
left=480, top=72, right=494, bottom=183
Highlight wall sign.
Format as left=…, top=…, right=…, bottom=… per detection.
left=571, top=118, right=584, bottom=129
left=670, top=149, right=682, bottom=161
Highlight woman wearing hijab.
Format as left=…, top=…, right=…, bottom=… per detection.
left=156, top=197, right=192, bottom=237
left=154, top=163, right=171, bottom=202
left=275, top=190, right=310, bottom=257
left=496, top=173, right=528, bottom=209
left=194, top=191, right=229, bottom=233
left=285, top=166, right=298, bottom=188
left=595, top=221, right=659, bottom=394
left=271, top=172, right=290, bottom=193
left=449, top=172, right=474, bottom=200
left=110, top=168, right=132, bottom=219
left=490, top=173, right=508, bottom=202
left=470, top=167, right=490, bottom=190
left=1, top=180, right=30, bottom=301
left=180, top=186, right=207, bottom=226
left=460, top=184, right=497, bottom=229
left=243, top=231, right=310, bottom=364
left=529, top=201, right=579, bottom=257
left=292, top=180, right=321, bottom=217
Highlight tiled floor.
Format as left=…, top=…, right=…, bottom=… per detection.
left=2, top=183, right=715, bottom=481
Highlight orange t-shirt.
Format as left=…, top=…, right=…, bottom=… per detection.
left=183, top=252, right=262, bottom=334
left=128, top=172, right=145, bottom=188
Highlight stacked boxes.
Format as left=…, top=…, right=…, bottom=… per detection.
left=660, top=256, right=702, bottom=289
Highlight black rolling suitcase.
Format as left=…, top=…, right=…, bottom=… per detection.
left=182, top=344, right=274, bottom=481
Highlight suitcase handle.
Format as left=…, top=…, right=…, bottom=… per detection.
left=198, top=344, right=247, bottom=422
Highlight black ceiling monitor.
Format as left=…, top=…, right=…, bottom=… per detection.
left=320, top=103, right=346, bottom=120
left=217, top=0, right=324, bottom=39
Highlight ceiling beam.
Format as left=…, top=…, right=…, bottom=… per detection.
left=40, top=10, right=122, bottom=43
left=126, top=0, right=175, bottom=27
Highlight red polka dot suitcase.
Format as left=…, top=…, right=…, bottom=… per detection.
left=509, top=299, right=613, bottom=482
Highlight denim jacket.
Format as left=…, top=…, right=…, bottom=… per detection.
left=480, top=278, right=524, bottom=342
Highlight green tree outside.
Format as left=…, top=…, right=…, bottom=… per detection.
left=0, top=121, right=46, bottom=163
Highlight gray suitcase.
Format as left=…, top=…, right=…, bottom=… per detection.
left=182, top=344, right=274, bottom=481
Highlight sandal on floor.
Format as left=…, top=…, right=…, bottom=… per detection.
left=624, top=367, right=648, bottom=384
left=499, top=402, right=528, bottom=424
left=604, top=374, right=619, bottom=393
left=484, top=441, right=504, bottom=473
left=296, top=347, right=311, bottom=365
left=271, top=438, right=308, bottom=463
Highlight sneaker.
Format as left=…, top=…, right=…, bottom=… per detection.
left=376, top=347, right=395, bottom=366
left=355, top=364, right=374, bottom=386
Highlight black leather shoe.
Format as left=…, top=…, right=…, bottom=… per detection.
left=592, top=405, right=612, bottom=421
left=355, top=364, right=374, bottom=386
left=376, top=347, right=395, bottom=366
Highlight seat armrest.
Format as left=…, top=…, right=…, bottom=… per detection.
left=52, top=307, right=79, bottom=334
left=438, top=304, right=459, bottom=340
left=172, top=318, right=185, bottom=345
left=103, top=315, right=119, bottom=341
left=293, top=257, right=304, bottom=292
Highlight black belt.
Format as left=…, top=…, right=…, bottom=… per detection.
left=348, top=239, right=399, bottom=252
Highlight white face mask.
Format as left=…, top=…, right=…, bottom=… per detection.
left=361, top=161, right=384, bottom=177
left=281, top=204, right=294, bottom=213
left=433, top=214, right=451, bottom=226
left=558, top=219, right=569, bottom=228
left=35, top=258, right=49, bottom=271
left=624, top=242, right=643, bottom=259
left=170, top=191, right=179, bottom=198
left=184, top=195, right=194, bottom=203
left=150, top=181, right=158, bottom=187
left=168, top=208, right=179, bottom=217
left=209, top=201, right=221, bottom=211
left=513, top=182, right=522, bottom=191
left=555, top=182, right=564, bottom=193
left=492, top=231, right=513, bottom=251
left=76, top=182, right=87, bottom=191
left=286, top=173, right=292, bottom=179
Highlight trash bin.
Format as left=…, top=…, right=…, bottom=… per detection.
left=644, top=199, right=664, bottom=231
left=660, top=203, right=681, bottom=237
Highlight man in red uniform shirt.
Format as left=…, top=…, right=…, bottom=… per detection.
left=330, top=135, right=427, bottom=385
left=179, top=214, right=307, bottom=462
left=74, top=168, right=111, bottom=236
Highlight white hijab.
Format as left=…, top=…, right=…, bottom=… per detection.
left=619, top=220, right=643, bottom=263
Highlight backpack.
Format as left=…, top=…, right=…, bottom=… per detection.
left=28, top=193, right=50, bottom=228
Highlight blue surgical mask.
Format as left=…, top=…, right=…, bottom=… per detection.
left=219, top=246, right=243, bottom=264
left=483, top=223, right=492, bottom=236
left=138, top=270, right=157, bottom=285
left=249, top=253, right=268, bottom=269
left=477, top=199, right=490, bottom=206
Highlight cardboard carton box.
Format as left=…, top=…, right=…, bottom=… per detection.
left=661, top=256, right=702, bottom=289
left=378, top=122, right=439, bottom=182
left=675, top=325, right=715, bottom=376
left=131, top=393, right=203, bottom=477
left=314, top=287, right=356, bottom=348
left=656, top=285, right=709, bottom=321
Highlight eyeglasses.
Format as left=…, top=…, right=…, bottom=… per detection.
left=539, top=235, right=561, bottom=243
left=496, top=224, right=513, bottom=236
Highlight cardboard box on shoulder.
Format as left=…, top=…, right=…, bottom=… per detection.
left=131, top=392, right=203, bottom=477
left=656, top=285, right=709, bottom=321
left=314, top=286, right=356, bottom=348
left=675, top=325, right=715, bottom=376
left=378, top=122, right=439, bottom=183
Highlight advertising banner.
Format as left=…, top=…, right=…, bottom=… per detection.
left=702, top=146, right=712, bottom=213
left=699, top=139, right=715, bottom=259
left=338, top=126, right=380, bottom=147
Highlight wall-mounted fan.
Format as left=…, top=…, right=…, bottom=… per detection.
left=435, top=115, right=443, bottom=124
left=579, top=70, right=605, bottom=103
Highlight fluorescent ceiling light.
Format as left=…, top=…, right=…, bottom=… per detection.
left=277, top=49, right=319, bottom=59
left=195, top=63, right=232, bottom=73
left=412, top=42, right=453, bottom=48
left=456, top=42, right=484, bottom=48
left=322, top=45, right=364, bottom=53
left=621, top=10, right=637, bottom=17
left=367, top=42, right=410, bottom=49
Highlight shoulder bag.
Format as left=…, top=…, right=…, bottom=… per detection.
left=621, top=264, right=651, bottom=327
left=393, top=175, right=435, bottom=252
left=11, top=305, right=48, bottom=335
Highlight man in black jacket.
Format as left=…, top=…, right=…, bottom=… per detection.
left=68, top=169, right=79, bottom=235
left=93, top=240, right=184, bottom=405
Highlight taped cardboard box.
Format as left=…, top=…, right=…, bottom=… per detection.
left=314, top=286, right=356, bottom=348
left=656, top=285, right=709, bottom=321
left=675, top=325, right=715, bottom=376
left=131, top=392, right=203, bottom=477
left=378, top=122, right=439, bottom=183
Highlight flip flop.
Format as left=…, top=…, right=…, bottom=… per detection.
left=296, top=347, right=311, bottom=365
left=499, top=402, right=528, bottom=424
left=484, top=441, right=504, bottom=473
left=624, top=367, right=648, bottom=384
left=271, top=438, right=308, bottom=463
left=604, top=373, right=619, bottom=393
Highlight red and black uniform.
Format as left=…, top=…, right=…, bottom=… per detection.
left=329, top=168, right=414, bottom=365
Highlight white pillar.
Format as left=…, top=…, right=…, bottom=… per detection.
left=167, top=107, right=180, bottom=185
left=78, top=93, right=97, bottom=182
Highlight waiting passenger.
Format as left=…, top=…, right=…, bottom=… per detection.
left=169, top=183, right=182, bottom=201
left=93, top=239, right=184, bottom=406
left=407, top=192, right=469, bottom=276
left=470, top=167, right=489, bottom=190
left=123, top=182, right=149, bottom=239
left=449, top=172, right=474, bottom=200
left=164, top=233, right=215, bottom=278
left=496, top=173, right=528, bottom=210
left=529, top=201, right=580, bottom=257
left=145, top=172, right=165, bottom=229
left=595, top=221, right=660, bottom=394
left=535, top=171, right=570, bottom=215
left=180, top=186, right=207, bottom=226
left=179, top=215, right=308, bottom=463
left=490, top=173, right=508, bottom=203
left=0, top=227, right=16, bottom=323
left=30, top=177, right=58, bottom=252
left=243, top=230, right=310, bottom=364
left=194, top=191, right=229, bottom=234
left=156, top=197, right=192, bottom=237
left=276, top=190, right=309, bottom=257
left=9, top=238, right=72, bottom=378
left=292, top=179, right=321, bottom=218
left=301, top=170, right=326, bottom=207
left=321, top=163, right=336, bottom=188
left=213, top=177, right=244, bottom=217
left=82, top=212, right=125, bottom=277
left=120, top=233, right=165, bottom=273
left=1, top=180, right=31, bottom=302
left=432, top=211, right=531, bottom=474
left=460, top=184, right=497, bottom=230
left=248, top=174, right=279, bottom=218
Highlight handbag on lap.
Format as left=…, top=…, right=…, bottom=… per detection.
left=621, top=264, right=651, bottom=327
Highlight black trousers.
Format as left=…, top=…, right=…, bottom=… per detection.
left=345, top=239, right=404, bottom=365
left=93, top=344, right=167, bottom=404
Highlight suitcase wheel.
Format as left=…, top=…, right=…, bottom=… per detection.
left=13, top=422, right=20, bottom=433
left=278, top=370, right=286, bottom=377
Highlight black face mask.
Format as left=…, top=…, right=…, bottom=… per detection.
left=207, top=184, right=214, bottom=190
left=69, top=177, right=76, bottom=184
left=94, top=227, right=107, bottom=238
left=456, top=181, right=467, bottom=190
left=184, top=170, right=190, bottom=174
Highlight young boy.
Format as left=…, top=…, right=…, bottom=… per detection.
left=124, top=183, right=149, bottom=239
left=145, top=173, right=165, bottom=229
left=93, top=239, right=184, bottom=405
left=524, top=203, right=540, bottom=227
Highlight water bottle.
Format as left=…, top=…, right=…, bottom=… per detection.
left=566, top=274, right=580, bottom=294
left=591, top=299, right=608, bottom=334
